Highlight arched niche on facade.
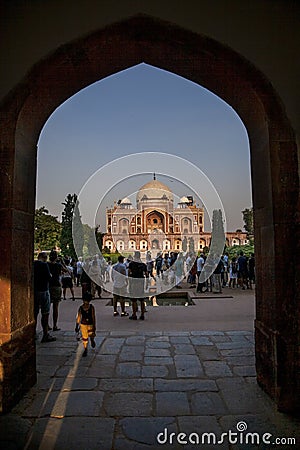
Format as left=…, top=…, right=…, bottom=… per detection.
left=0, top=15, right=299, bottom=413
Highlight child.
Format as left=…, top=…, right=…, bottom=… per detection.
left=75, top=292, right=96, bottom=357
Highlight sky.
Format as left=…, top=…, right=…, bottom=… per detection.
left=36, top=63, right=252, bottom=232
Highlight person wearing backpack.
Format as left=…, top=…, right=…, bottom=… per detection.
left=128, top=251, right=148, bottom=320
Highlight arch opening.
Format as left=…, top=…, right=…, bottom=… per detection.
left=0, top=15, right=299, bottom=413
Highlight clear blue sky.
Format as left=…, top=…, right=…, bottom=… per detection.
left=36, top=63, right=251, bottom=231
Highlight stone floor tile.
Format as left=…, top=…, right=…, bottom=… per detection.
left=216, top=378, right=269, bottom=414
left=116, top=362, right=142, bottom=377
left=232, top=365, right=257, bottom=377
left=104, top=393, right=153, bottom=416
left=109, top=331, right=136, bottom=336
left=93, top=354, right=118, bottom=365
left=144, top=356, right=174, bottom=365
left=55, top=365, right=89, bottom=377
left=195, top=346, right=221, bottom=360
left=155, top=379, right=218, bottom=392
left=0, top=414, right=31, bottom=450
left=147, top=335, right=169, bottom=341
left=191, top=331, right=225, bottom=336
left=27, top=417, right=114, bottom=450
left=174, top=355, right=204, bottom=377
left=143, top=331, right=164, bottom=336
left=125, top=335, right=146, bottom=345
left=36, top=346, right=74, bottom=357
left=15, top=391, right=104, bottom=418
left=220, top=348, right=254, bottom=357
left=37, top=365, right=61, bottom=377
left=145, top=348, right=171, bottom=357
left=52, top=377, right=98, bottom=391
left=87, top=360, right=116, bottom=377
left=216, top=341, right=253, bottom=350
left=209, top=335, right=232, bottom=343
left=224, top=356, right=255, bottom=366
left=191, top=392, right=228, bottom=415
left=98, top=378, right=153, bottom=392
left=163, top=331, right=190, bottom=336
left=119, top=345, right=144, bottom=361
left=142, top=365, right=169, bottom=378
left=146, top=340, right=171, bottom=348
left=169, top=336, right=191, bottom=344
left=98, top=337, right=125, bottom=354
left=203, top=361, right=233, bottom=378
left=177, top=416, right=227, bottom=449
left=119, top=416, right=178, bottom=446
left=50, top=391, right=104, bottom=417
left=36, top=355, right=69, bottom=366
left=113, top=437, right=159, bottom=450
left=156, top=392, right=190, bottom=415
left=36, top=375, right=59, bottom=391
left=190, top=336, right=213, bottom=346
left=225, top=331, right=254, bottom=336
left=173, top=344, right=196, bottom=355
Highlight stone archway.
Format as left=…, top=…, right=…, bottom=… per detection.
left=0, top=15, right=299, bottom=413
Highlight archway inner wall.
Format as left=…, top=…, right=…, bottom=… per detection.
left=0, top=16, right=299, bottom=413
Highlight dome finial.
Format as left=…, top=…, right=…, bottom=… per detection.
left=153, top=172, right=156, bottom=180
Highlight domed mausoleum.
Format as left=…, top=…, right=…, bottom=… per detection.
left=103, top=175, right=248, bottom=254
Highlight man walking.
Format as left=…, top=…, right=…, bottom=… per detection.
left=34, top=252, right=56, bottom=343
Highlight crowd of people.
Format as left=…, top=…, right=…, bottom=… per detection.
left=33, top=248, right=255, bottom=356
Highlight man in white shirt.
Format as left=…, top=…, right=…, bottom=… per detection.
left=111, top=255, right=129, bottom=317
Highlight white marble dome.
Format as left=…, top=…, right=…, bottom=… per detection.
left=136, top=179, right=173, bottom=203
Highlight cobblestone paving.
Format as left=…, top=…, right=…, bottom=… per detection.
left=1, top=331, right=299, bottom=449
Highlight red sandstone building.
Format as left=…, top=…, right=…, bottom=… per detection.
left=103, top=176, right=248, bottom=253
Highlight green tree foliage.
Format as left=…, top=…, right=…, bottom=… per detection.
left=226, top=243, right=254, bottom=259
left=242, top=207, right=254, bottom=242
left=60, top=194, right=78, bottom=259
left=81, top=223, right=103, bottom=258
left=72, top=199, right=84, bottom=257
left=34, top=207, right=62, bottom=251
left=95, top=225, right=105, bottom=253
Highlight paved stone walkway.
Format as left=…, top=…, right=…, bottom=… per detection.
left=1, top=329, right=299, bottom=449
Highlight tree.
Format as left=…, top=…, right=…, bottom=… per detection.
left=60, top=194, right=78, bottom=259
left=34, top=207, right=62, bottom=251
left=95, top=225, right=105, bottom=253
left=72, top=199, right=84, bottom=257
left=242, top=207, right=254, bottom=242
